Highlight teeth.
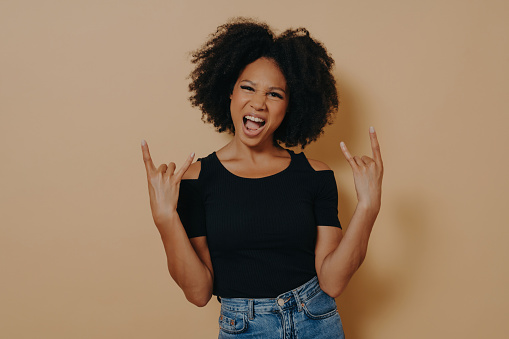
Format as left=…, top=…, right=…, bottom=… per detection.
left=245, top=115, right=265, bottom=123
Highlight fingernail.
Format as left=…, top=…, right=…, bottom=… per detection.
left=141, top=139, right=146, bottom=146
left=340, top=141, right=345, bottom=148
left=370, top=126, right=375, bottom=133
left=190, top=152, right=195, bottom=158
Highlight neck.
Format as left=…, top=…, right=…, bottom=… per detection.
left=222, top=135, right=285, bottom=161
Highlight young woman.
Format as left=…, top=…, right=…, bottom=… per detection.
left=141, top=18, right=383, bottom=338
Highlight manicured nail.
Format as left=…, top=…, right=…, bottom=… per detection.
left=370, top=126, right=375, bottom=133
left=141, top=139, right=146, bottom=146
left=340, top=141, right=345, bottom=148
left=190, top=152, right=195, bottom=158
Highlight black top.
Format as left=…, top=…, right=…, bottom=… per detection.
left=177, top=149, right=341, bottom=298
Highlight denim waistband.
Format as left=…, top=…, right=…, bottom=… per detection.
left=218, top=276, right=322, bottom=316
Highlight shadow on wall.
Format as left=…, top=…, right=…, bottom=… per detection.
left=338, top=196, right=429, bottom=339
left=306, top=75, right=429, bottom=338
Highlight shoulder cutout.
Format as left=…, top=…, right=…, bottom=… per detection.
left=307, top=158, right=331, bottom=171
left=182, top=160, right=201, bottom=179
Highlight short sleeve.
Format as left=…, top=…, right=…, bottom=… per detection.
left=313, top=171, right=342, bottom=228
left=177, top=179, right=207, bottom=238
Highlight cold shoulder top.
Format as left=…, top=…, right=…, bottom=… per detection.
left=177, top=149, right=341, bottom=298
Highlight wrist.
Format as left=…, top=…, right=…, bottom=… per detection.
left=154, top=211, right=179, bottom=236
left=356, top=200, right=380, bottom=219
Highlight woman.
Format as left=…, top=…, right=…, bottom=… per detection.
left=141, top=18, right=383, bottom=338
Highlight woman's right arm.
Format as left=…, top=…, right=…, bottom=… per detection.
left=141, top=140, right=213, bottom=307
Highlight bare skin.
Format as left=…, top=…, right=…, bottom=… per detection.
left=141, top=143, right=213, bottom=307
left=141, top=57, right=383, bottom=306
left=316, top=127, right=383, bottom=297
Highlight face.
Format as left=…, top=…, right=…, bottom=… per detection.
left=229, top=57, right=289, bottom=148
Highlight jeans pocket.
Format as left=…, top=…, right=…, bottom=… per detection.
left=218, top=309, right=248, bottom=334
left=301, top=290, right=338, bottom=320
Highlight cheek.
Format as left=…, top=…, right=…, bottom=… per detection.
left=230, top=91, right=247, bottom=110
left=273, top=102, right=289, bottom=120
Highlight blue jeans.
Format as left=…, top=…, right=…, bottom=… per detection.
left=217, top=276, right=345, bottom=338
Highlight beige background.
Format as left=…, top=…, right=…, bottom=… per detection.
left=1, top=0, right=508, bottom=338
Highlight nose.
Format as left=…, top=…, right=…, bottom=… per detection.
left=250, top=91, right=267, bottom=111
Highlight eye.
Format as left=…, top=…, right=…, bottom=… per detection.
left=268, top=92, right=284, bottom=99
left=240, top=85, right=255, bottom=91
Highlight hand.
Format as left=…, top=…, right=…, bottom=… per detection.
left=141, top=140, right=195, bottom=227
left=340, top=127, right=384, bottom=213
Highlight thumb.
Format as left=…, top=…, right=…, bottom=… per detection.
left=174, top=152, right=196, bottom=182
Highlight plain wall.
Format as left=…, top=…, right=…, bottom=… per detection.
left=1, top=0, right=508, bottom=338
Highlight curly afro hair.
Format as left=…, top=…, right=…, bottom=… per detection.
left=189, top=17, right=338, bottom=148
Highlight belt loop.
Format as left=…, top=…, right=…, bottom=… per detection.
left=248, top=299, right=254, bottom=320
left=292, top=288, right=303, bottom=312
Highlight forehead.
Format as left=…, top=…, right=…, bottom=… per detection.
left=237, top=58, right=287, bottom=90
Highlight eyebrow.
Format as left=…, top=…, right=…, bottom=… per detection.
left=240, top=80, right=287, bottom=94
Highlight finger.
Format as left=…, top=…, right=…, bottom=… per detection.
left=361, top=155, right=374, bottom=164
left=174, top=152, right=196, bottom=182
left=369, top=127, right=383, bottom=166
left=167, top=162, right=176, bottom=176
left=141, top=140, right=156, bottom=174
left=353, top=156, right=365, bottom=167
left=157, top=163, right=168, bottom=173
left=340, top=142, right=358, bottom=169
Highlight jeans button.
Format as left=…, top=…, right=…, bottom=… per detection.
left=277, top=298, right=285, bottom=307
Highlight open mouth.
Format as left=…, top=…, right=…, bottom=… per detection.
left=243, top=115, right=266, bottom=131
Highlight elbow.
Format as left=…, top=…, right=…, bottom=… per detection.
left=175, top=273, right=214, bottom=307
left=186, top=293, right=212, bottom=307
left=191, top=298, right=210, bottom=308
left=318, top=248, right=368, bottom=298
left=183, top=283, right=213, bottom=307
left=324, top=289, right=342, bottom=299
left=321, top=283, right=347, bottom=299
left=321, top=258, right=365, bottom=298
left=319, top=263, right=358, bottom=298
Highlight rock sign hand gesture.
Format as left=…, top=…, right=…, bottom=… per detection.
left=141, top=140, right=195, bottom=229
left=340, top=127, right=384, bottom=213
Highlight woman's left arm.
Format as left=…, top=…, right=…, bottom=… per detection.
left=316, top=127, right=383, bottom=298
